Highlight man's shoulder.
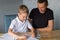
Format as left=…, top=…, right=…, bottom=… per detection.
left=46, top=8, right=54, bottom=16
left=47, top=8, right=53, bottom=12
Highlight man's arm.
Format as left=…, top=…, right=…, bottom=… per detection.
left=37, top=20, right=54, bottom=32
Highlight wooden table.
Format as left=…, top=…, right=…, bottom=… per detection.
left=39, top=30, right=60, bottom=40
left=0, top=33, right=4, bottom=36
left=0, top=30, right=60, bottom=40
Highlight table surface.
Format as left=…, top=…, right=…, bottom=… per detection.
left=39, top=30, right=60, bottom=40
left=0, top=30, right=60, bottom=40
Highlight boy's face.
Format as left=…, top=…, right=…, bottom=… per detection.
left=18, top=10, right=28, bottom=21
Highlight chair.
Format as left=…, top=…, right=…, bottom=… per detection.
left=4, top=15, right=17, bottom=32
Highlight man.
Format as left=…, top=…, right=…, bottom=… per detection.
left=29, top=0, right=54, bottom=32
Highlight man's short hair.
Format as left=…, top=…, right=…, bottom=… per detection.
left=37, top=0, right=48, bottom=6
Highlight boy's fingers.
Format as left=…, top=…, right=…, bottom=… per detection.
left=31, top=34, right=35, bottom=38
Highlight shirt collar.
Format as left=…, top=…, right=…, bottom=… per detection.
left=16, top=16, right=26, bottom=24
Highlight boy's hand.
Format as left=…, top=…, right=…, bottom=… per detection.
left=31, top=32, right=35, bottom=38
left=17, top=35, right=27, bottom=40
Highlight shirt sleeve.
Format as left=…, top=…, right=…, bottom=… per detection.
left=48, top=10, right=54, bottom=20
left=29, top=9, right=34, bottom=19
left=9, top=20, right=15, bottom=29
left=27, top=20, right=33, bottom=29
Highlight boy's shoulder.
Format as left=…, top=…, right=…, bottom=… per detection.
left=25, top=19, right=31, bottom=24
left=25, top=19, right=29, bottom=22
left=11, top=17, right=18, bottom=23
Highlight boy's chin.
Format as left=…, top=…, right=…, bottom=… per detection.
left=22, top=20, right=26, bottom=22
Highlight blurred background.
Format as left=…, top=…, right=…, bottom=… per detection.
left=0, top=0, right=60, bottom=32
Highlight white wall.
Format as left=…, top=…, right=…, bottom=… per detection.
left=48, top=0, right=60, bottom=29
left=23, top=0, right=37, bottom=12
left=23, top=0, right=60, bottom=30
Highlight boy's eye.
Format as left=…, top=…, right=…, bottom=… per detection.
left=24, top=16, right=26, bottom=18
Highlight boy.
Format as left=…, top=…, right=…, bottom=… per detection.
left=8, top=5, right=35, bottom=40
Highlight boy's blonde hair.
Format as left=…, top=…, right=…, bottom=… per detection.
left=18, top=5, right=29, bottom=14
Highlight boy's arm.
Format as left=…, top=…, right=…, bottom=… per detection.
left=27, top=20, right=35, bottom=37
left=8, top=28, right=19, bottom=38
left=30, top=27, right=35, bottom=37
left=8, top=20, right=19, bottom=38
left=30, top=27, right=34, bottom=33
left=8, top=28, right=27, bottom=40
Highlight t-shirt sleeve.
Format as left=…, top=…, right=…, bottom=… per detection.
left=29, top=9, right=34, bottom=19
left=48, top=10, right=54, bottom=20
left=9, top=20, right=15, bottom=29
left=27, top=20, right=33, bottom=29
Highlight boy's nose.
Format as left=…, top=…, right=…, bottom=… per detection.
left=23, top=17, right=26, bottom=19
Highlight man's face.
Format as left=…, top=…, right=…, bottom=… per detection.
left=18, top=10, right=28, bottom=21
left=37, top=2, right=47, bottom=13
